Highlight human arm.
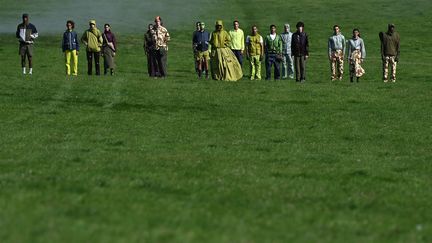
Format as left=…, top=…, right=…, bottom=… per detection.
left=395, top=33, right=400, bottom=62
left=30, top=24, right=38, bottom=40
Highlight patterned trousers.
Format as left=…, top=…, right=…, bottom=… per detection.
left=349, top=50, right=365, bottom=78
left=383, top=56, right=397, bottom=82
left=330, top=50, right=344, bottom=80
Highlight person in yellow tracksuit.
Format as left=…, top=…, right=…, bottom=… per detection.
left=62, top=20, right=79, bottom=75
left=246, top=25, right=264, bottom=80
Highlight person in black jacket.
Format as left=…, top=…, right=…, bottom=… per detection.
left=62, top=20, right=80, bottom=76
left=291, top=21, right=309, bottom=82
left=16, top=13, right=38, bottom=75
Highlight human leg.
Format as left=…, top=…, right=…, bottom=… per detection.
left=94, top=52, right=101, bottom=75
left=383, top=56, right=390, bottom=82
left=65, top=50, right=72, bottom=75
left=86, top=51, right=93, bottom=75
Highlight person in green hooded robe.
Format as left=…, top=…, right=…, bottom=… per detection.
left=209, top=20, right=243, bottom=81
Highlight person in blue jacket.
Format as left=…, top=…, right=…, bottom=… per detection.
left=62, top=20, right=80, bottom=75
left=192, top=22, right=211, bottom=78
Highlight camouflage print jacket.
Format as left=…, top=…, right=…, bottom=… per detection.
left=153, top=26, right=170, bottom=51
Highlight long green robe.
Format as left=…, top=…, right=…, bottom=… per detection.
left=209, top=28, right=243, bottom=81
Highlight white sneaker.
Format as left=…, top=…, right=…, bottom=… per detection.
left=23, top=67, right=26, bottom=74
left=29, top=68, right=33, bottom=75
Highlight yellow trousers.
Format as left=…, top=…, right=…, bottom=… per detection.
left=65, top=50, right=78, bottom=75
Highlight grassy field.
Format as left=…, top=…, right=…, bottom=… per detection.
left=1, top=0, right=432, bottom=242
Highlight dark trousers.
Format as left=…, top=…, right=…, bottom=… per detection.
left=86, top=51, right=100, bottom=75
left=294, top=56, right=307, bottom=81
left=154, top=49, right=168, bottom=77
left=232, top=49, right=243, bottom=66
left=265, top=53, right=281, bottom=80
left=147, top=50, right=158, bottom=77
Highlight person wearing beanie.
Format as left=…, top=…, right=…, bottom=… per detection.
left=347, top=28, right=366, bottom=83
left=209, top=20, right=243, bottom=81
left=102, top=23, right=117, bottom=75
left=81, top=20, right=103, bottom=75
left=291, top=21, right=309, bottom=83
left=379, top=24, right=400, bottom=82
left=16, top=13, right=38, bottom=75
left=328, top=25, right=346, bottom=81
left=152, top=16, right=170, bottom=78
left=192, top=22, right=211, bottom=79
left=62, top=20, right=80, bottom=76
left=246, top=25, right=264, bottom=80
left=280, top=23, right=294, bottom=79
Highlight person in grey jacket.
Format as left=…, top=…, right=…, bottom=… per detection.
left=62, top=20, right=80, bottom=75
left=280, top=23, right=294, bottom=79
left=346, top=28, right=366, bottom=82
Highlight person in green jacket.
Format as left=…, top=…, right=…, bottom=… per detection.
left=264, top=24, right=283, bottom=80
left=81, top=20, right=103, bottom=75
left=209, top=20, right=243, bottom=81
left=379, top=24, right=400, bottom=82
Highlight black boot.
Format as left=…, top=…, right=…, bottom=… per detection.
left=356, top=77, right=359, bottom=82
left=350, top=77, right=353, bottom=83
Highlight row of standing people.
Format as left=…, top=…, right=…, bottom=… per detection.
left=16, top=14, right=400, bottom=83
left=191, top=20, right=400, bottom=83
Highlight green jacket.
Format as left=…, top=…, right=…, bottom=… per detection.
left=81, top=28, right=103, bottom=52
left=264, top=34, right=282, bottom=54
left=379, top=31, right=400, bottom=58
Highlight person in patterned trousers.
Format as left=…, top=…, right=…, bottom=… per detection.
left=379, top=24, right=400, bottom=83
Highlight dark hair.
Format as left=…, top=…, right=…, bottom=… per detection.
left=66, top=20, right=75, bottom=28
left=270, top=24, right=276, bottom=29
left=333, top=25, right=339, bottom=29
left=233, top=20, right=239, bottom=25
left=196, top=21, right=201, bottom=26
left=352, top=28, right=361, bottom=37
left=296, top=21, right=304, bottom=28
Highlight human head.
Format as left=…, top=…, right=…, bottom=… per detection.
left=233, top=20, right=239, bottom=30
left=215, top=20, right=223, bottom=31
left=66, top=20, right=75, bottom=30
left=352, top=28, right=360, bottom=38
left=333, top=25, right=340, bottom=34
left=22, top=13, right=29, bottom=23
left=89, top=20, right=96, bottom=29
left=196, top=21, right=201, bottom=31
left=270, top=24, right=276, bottom=34
left=296, top=21, right=304, bottom=32
left=148, top=23, right=153, bottom=31
left=284, top=23, right=290, bottom=33
left=199, top=22, right=205, bottom=31
left=155, top=16, right=162, bottom=27
left=251, top=25, right=258, bottom=35
left=104, top=23, right=111, bottom=32
left=388, top=23, right=395, bottom=33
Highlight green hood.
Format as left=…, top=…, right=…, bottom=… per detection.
left=215, top=20, right=224, bottom=30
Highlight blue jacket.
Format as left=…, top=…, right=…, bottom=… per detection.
left=62, top=30, right=80, bottom=51
left=192, top=30, right=210, bottom=52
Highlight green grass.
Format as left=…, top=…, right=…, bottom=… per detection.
left=1, top=0, right=432, bottom=242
